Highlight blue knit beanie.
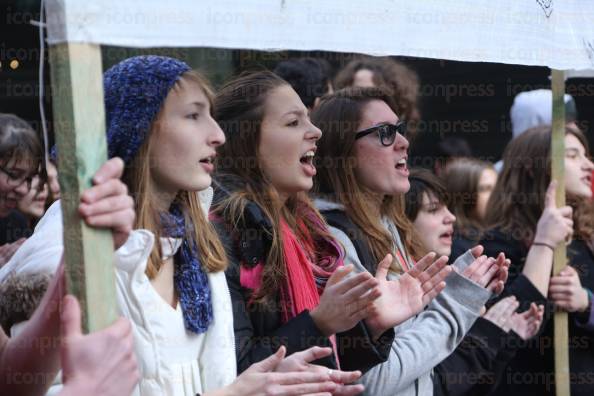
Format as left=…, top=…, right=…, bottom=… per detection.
left=105, top=56, right=216, bottom=334
left=104, top=55, right=190, bottom=164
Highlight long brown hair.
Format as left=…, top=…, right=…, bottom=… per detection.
left=312, top=87, right=424, bottom=273
left=124, top=71, right=227, bottom=278
left=485, top=125, right=594, bottom=245
left=444, top=158, right=494, bottom=237
left=213, top=71, right=338, bottom=301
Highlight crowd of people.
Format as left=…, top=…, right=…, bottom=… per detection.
left=0, top=53, right=592, bottom=396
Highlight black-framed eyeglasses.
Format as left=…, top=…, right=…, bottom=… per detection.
left=0, top=164, right=33, bottom=191
left=354, top=121, right=407, bottom=147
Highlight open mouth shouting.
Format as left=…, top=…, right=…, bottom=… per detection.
left=395, top=157, right=409, bottom=175
left=300, top=148, right=317, bottom=177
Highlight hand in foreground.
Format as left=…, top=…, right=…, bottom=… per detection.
left=311, top=265, right=381, bottom=336
left=549, top=265, right=589, bottom=312
left=508, top=302, right=544, bottom=340
left=483, top=296, right=544, bottom=340
left=78, top=157, right=135, bottom=249
left=214, top=346, right=339, bottom=396
left=534, top=181, right=573, bottom=249
left=59, top=295, right=139, bottom=396
left=483, top=296, right=519, bottom=332
left=276, top=346, right=364, bottom=396
left=461, top=246, right=509, bottom=294
left=365, top=252, right=451, bottom=340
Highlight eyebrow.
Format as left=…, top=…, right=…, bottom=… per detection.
left=283, top=109, right=306, bottom=118
left=189, top=101, right=207, bottom=109
left=373, top=121, right=397, bottom=127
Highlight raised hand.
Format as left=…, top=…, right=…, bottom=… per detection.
left=483, top=296, right=519, bottom=332
left=310, top=265, right=381, bottom=336
left=508, top=302, right=544, bottom=340
left=275, top=346, right=364, bottom=396
left=365, top=252, right=451, bottom=340
left=78, top=157, right=135, bottom=249
left=60, top=295, right=139, bottom=396
left=534, top=180, right=573, bottom=248
left=214, top=346, right=337, bottom=396
left=549, top=265, right=589, bottom=312
left=461, top=246, right=509, bottom=294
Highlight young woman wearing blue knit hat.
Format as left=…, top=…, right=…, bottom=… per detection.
left=6, top=55, right=359, bottom=396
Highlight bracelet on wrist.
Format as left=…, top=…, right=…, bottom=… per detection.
left=532, top=241, right=555, bottom=251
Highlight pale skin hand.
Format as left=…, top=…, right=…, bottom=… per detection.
left=275, top=346, right=364, bottom=396
left=78, top=157, right=135, bottom=249
left=523, top=181, right=573, bottom=296
left=365, top=252, right=451, bottom=340
left=508, top=303, right=544, bottom=340
left=483, top=296, right=520, bottom=332
left=483, top=296, right=544, bottom=340
left=207, top=346, right=338, bottom=396
left=0, top=238, right=26, bottom=267
left=533, top=181, right=574, bottom=248
left=460, top=245, right=509, bottom=295
left=0, top=158, right=136, bottom=396
left=310, top=265, right=381, bottom=337
left=59, top=295, right=139, bottom=396
left=549, top=265, right=589, bottom=312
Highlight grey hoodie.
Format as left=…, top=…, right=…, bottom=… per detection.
left=314, top=199, right=491, bottom=396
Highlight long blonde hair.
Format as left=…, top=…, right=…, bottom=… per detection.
left=312, top=87, right=424, bottom=273
left=124, top=71, right=227, bottom=278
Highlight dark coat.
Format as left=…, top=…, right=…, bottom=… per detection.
left=212, top=179, right=394, bottom=374
left=480, top=229, right=594, bottom=396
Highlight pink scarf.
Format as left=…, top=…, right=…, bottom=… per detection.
left=240, top=210, right=343, bottom=366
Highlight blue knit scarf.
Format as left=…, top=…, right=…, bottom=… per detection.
left=161, top=203, right=213, bottom=334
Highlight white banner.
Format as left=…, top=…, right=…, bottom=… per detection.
left=46, top=0, right=594, bottom=70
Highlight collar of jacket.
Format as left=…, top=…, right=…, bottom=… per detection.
left=213, top=176, right=273, bottom=268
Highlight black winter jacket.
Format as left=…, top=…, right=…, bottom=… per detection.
left=480, top=229, right=594, bottom=396
left=212, top=179, right=395, bottom=374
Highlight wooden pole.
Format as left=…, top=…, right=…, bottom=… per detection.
left=551, top=69, right=570, bottom=396
left=48, top=40, right=117, bottom=333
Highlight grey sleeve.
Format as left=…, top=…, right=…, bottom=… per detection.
left=328, top=227, right=492, bottom=395
left=328, top=225, right=364, bottom=270
left=451, top=248, right=476, bottom=272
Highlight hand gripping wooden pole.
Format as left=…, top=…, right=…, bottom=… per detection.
left=551, top=68, right=570, bottom=396
left=48, top=35, right=117, bottom=331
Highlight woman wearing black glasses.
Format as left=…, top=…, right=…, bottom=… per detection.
left=311, top=87, right=510, bottom=396
left=0, top=114, right=39, bottom=263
